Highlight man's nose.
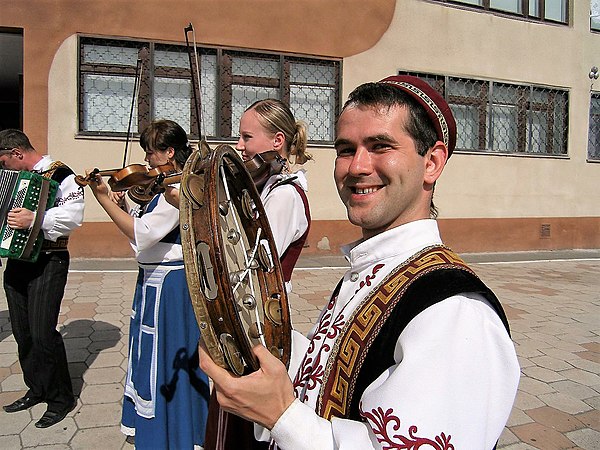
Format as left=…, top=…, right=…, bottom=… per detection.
left=347, top=147, right=373, bottom=175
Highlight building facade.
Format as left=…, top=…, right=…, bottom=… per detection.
left=1, top=0, right=599, bottom=257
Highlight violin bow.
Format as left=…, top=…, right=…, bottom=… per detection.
left=184, top=23, right=209, bottom=158
left=123, top=49, right=145, bottom=168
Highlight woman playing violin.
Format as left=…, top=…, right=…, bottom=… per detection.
left=86, top=119, right=209, bottom=449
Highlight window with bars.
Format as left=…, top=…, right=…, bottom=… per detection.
left=593, top=0, right=600, bottom=31
left=433, top=0, right=569, bottom=24
left=589, top=93, right=600, bottom=161
left=78, top=36, right=341, bottom=142
left=399, top=71, right=569, bottom=155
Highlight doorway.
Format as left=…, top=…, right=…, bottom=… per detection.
left=0, top=30, right=23, bottom=130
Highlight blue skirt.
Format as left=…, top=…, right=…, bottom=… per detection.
left=121, top=262, right=210, bottom=449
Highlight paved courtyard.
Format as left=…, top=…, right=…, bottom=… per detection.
left=0, top=251, right=599, bottom=449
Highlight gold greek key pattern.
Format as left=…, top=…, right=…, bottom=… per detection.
left=318, top=245, right=472, bottom=420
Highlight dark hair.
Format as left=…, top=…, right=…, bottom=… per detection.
left=139, top=120, right=192, bottom=169
left=247, top=99, right=311, bottom=165
left=340, top=83, right=438, bottom=156
left=0, top=129, right=34, bottom=152
left=339, top=83, right=441, bottom=218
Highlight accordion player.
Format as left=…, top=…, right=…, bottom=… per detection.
left=0, top=169, right=58, bottom=262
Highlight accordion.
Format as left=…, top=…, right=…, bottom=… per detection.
left=0, top=169, right=58, bottom=262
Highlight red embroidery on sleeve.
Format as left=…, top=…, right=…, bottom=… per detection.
left=361, top=407, right=455, bottom=450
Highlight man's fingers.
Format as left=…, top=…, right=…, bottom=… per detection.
left=252, top=345, right=287, bottom=375
left=198, top=339, right=234, bottom=384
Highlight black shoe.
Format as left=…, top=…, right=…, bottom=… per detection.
left=3, top=396, right=43, bottom=413
left=34, top=400, right=76, bottom=429
left=125, top=435, right=135, bottom=445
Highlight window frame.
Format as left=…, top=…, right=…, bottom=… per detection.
left=77, top=35, right=341, bottom=144
left=588, top=92, right=600, bottom=162
left=432, top=0, right=570, bottom=25
left=399, top=70, right=570, bottom=157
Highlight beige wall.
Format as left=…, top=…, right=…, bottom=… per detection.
left=342, top=0, right=600, bottom=220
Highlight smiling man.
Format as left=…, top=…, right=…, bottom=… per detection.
left=200, top=75, right=520, bottom=449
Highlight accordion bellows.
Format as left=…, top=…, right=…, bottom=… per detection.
left=0, top=169, right=58, bottom=262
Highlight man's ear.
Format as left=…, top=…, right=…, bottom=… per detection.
left=423, top=141, right=448, bottom=186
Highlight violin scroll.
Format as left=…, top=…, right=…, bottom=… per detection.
left=126, top=172, right=182, bottom=205
left=244, top=151, right=286, bottom=192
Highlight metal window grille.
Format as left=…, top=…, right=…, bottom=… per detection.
left=588, top=93, right=600, bottom=160
left=433, top=0, right=569, bottom=25
left=78, top=36, right=341, bottom=143
left=399, top=70, right=569, bottom=156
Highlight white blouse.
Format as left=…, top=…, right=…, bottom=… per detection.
left=129, top=184, right=183, bottom=264
left=34, top=155, right=84, bottom=242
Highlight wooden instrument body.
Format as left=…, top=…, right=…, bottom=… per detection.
left=180, top=144, right=291, bottom=375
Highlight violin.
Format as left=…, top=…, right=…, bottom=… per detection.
left=75, top=163, right=176, bottom=192
left=126, top=171, right=182, bottom=205
left=244, top=150, right=286, bottom=192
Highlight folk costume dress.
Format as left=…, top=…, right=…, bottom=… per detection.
left=260, top=219, right=520, bottom=450
left=120, top=190, right=210, bottom=449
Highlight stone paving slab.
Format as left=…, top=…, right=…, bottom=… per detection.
left=0, top=254, right=598, bottom=449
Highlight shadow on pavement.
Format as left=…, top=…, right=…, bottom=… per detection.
left=61, top=319, right=122, bottom=397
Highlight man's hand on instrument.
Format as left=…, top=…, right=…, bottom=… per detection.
left=199, top=340, right=295, bottom=430
left=7, top=208, right=35, bottom=230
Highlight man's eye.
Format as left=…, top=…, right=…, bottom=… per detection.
left=372, top=143, right=392, bottom=151
left=336, top=147, right=355, bottom=157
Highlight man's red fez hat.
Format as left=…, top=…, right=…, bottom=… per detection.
left=379, top=75, right=457, bottom=156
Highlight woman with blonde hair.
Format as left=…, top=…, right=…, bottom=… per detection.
left=236, top=98, right=311, bottom=290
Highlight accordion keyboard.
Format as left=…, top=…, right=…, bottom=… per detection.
left=0, top=169, right=58, bottom=262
